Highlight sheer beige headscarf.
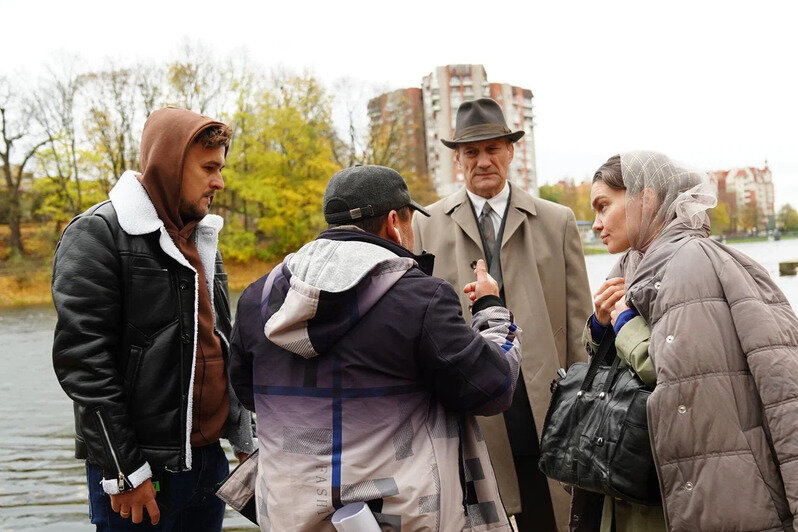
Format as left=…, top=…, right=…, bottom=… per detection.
left=620, top=151, right=717, bottom=279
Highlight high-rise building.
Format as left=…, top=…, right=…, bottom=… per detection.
left=421, top=65, right=491, bottom=197
left=366, top=88, right=427, bottom=177
left=489, top=83, right=537, bottom=193
left=367, top=64, right=538, bottom=199
left=421, top=64, right=537, bottom=197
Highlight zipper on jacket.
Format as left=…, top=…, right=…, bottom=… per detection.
left=174, top=268, right=188, bottom=468
left=95, top=410, right=126, bottom=492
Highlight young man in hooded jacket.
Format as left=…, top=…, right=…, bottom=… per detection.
left=52, top=108, right=254, bottom=530
left=229, top=165, right=522, bottom=531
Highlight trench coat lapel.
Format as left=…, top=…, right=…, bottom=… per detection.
left=445, top=187, right=484, bottom=253
left=501, top=184, right=537, bottom=248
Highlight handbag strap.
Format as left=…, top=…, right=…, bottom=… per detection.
left=580, top=327, right=617, bottom=392
left=601, top=356, right=623, bottom=395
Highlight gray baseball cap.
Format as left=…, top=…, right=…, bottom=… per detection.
left=323, top=165, right=431, bottom=224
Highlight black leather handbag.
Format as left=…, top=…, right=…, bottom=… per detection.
left=538, top=327, right=661, bottom=505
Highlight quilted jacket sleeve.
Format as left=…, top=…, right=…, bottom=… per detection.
left=717, top=257, right=798, bottom=524
left=52, top=215, right=150, bottom=494
left=418, top=282, right=522, bottom=416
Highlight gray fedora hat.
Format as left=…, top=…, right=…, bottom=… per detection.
left=441, top=97, right=525, bottom=149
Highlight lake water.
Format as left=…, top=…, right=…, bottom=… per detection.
left=1, top=239, right=797, bottom=530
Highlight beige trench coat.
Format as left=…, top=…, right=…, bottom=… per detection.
left=413, top=185, right=593, bottom=529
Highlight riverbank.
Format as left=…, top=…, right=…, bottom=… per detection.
left=1, top=224, right=279, bottom=308
left=2, top=222, right=796, bottom=308
left=0, top=258, right=277, bottom=309
left=582, top=234, right=798, bottom=255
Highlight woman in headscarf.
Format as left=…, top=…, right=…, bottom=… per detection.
left=572, top=151, right=798, bottom=531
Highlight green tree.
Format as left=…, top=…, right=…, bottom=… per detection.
left=220, top=73, right=341, bottom=261
left=538, top=183, right=562, bottom=204
left=778, top=204, right=798, bottom=232
left=708, top=201, right=732, bottom=234
left=538, top=179, right=592, bottom=220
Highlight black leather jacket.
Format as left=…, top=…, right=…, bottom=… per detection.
left=52, top=200, right=249, bottom=490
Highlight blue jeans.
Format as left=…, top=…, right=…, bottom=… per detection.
left=86, top=442, right=230, bottom=531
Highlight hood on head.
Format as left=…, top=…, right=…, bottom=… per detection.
left=259, top=238, right=416, bottom=358
left=139, top=107, right=227, bottom=234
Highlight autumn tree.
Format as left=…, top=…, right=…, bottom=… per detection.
left=740, top=202, right=761, bottom=232
left=538, top=179, right=592, bottom=220
left=220, top=73, right=341, bottom=261
left=708, top=201, right=732, bottom=234
left=213, top=56, right=263, bottom=249
left=1, top=76, right=48, bottom=255
left=538, top=183, right=562, bottom=204
left=165, top=41, right=227, bottom=116
left=83, top=65, right=140, bottom=190
left=135, top=62, right=166, bottom=118
left=778, top=204, right=798, bottom=232
left=31, top=58, right=88, bottom=216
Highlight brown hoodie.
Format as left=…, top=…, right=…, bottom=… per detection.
left=139, top=107, right=229, bottom=448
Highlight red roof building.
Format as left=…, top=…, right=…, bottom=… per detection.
left=708, top=163, right=775, bottom=226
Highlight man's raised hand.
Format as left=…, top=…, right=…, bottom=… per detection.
left=463, top=259, right=500, bottom=302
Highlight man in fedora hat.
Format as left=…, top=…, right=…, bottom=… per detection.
left=413, top=98, right=592, bottom=531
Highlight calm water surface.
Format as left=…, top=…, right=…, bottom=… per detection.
left=1, top=239, right=797, bottom=530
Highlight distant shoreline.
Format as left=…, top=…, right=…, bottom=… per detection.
left=2, top=235, right=796, bottom=309
left=0, top=259, right=277, bottom=310
left=583, top=234, right=798, bottom=255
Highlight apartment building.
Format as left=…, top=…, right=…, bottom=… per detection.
left=367, top=64, right=538, bottom=198
left=366, top=88, right=427, bottom=176
left=708, top=163, right=775, bottom=228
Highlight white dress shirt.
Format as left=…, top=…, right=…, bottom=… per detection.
left=465, top=181, right=510, bottom=236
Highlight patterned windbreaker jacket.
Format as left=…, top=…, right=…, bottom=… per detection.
left=230, top=228, right=521, bottom=531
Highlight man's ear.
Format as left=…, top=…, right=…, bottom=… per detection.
left=454, top=148, right=462, bottom=168
left=507, top=140, right=515, bottom=162
left=385, top=210, right=401, bottom=244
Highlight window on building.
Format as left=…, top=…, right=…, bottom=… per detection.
left=451, top=75, right=460, bottom=85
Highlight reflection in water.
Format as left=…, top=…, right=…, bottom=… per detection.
left=1, top=240, right=797, bottom=530
left=0, top=307, right=254, bottom=530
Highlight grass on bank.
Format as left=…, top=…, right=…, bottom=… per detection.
left=2, top=223, right=796, bottom=308
left=0, top=224, right=276, bottom=309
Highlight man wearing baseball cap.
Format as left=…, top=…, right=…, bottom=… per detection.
left=228, top=164, right=522, bottom=530
left=413, top=98, right=593, bottom=530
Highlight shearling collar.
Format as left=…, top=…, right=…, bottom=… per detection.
left=109, top=170, right=223, bottom=237
left=108, top=170, right=222, bottom=302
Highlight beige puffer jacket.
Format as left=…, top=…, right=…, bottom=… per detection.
left=625, top=224, right=798, bottom=531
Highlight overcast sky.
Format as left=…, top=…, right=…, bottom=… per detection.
left=2, top=0, right=796, bottom=207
